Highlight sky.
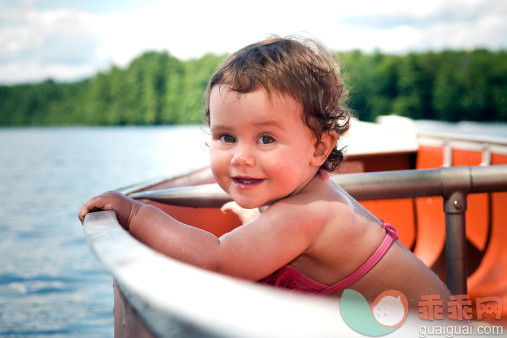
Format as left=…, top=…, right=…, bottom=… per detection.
left=0, top=0, right=506, bottom=84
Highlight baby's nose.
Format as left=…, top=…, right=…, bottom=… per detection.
left=231, top=144, right=255, bottom=167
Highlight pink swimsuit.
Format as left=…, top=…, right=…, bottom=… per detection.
left=257, top=222, right=398, bottom=296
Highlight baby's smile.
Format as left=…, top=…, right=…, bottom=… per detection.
left=232, top=176, right=265, bottom=189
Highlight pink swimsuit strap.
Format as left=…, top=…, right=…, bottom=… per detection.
left=261, top=222, right=398, bottom=295
left=318, top=222, right=398, bottom=295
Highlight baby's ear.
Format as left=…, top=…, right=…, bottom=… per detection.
left=311, top=131, right=338, bottom=166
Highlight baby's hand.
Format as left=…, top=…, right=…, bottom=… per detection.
left=78, top=191, right=142, bottom=230
left=221, top=201, right=260, bottom=224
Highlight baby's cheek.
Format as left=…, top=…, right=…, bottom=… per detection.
left=210, top=153, right=226, bottom=175
left=210, top=155, right=231, bottom=191
left=271, top=164, right=304, bottom=188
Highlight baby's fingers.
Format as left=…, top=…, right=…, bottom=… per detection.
left=221, top=201, right=260, bottom=224
left=220, top=201, right=238, bottom=214
left=78, top=195, right=109, bottom=223
left=78, top=205, right=99, bottom=223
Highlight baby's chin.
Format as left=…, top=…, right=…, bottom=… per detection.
left=235, top=199, right=281, bottom=211
left=234, top=200, right=262, bottom=210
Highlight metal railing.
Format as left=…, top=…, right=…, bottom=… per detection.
left=131, top=165, right=507, bottom=295
left=416, top=131, right=507, bottom=166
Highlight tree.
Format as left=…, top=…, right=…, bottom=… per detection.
left=1, top=49, right=505, bottom=126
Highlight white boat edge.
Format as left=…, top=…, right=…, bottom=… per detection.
left=84, top=210, right=437, bottom=337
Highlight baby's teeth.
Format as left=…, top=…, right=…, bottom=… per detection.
left=239, top=178, right=259, bottom=184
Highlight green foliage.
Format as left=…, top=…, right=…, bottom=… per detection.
left=0, top=51, right=226, bottom=126
left=338, top=49, right=506, bottom=122
left=0, top=49, right=505, bottom=126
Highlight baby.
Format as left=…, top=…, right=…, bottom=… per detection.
left=79, top=36, right=451, bottom=307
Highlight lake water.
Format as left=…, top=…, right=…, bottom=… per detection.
left=0, top=126, right=210, bottom=337
left=0, top=121, right=505, bottom=337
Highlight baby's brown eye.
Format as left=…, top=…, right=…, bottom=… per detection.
left=220, top=134, right=235, bottom=143
left=258, top=135, right=275, bottom=144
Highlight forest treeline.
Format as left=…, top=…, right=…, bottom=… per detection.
left=0, top=49, right=506, bottom=126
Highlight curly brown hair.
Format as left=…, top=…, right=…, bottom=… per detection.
left=203, top=36, right=351, bottom=172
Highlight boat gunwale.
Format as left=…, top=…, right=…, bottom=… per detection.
left=83, top=210, right=375, bottom=337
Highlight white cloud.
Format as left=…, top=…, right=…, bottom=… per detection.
left=0, top=0, right=505, bottom=84
left=0, top=5, right=110, bottom=83
left=0, top=60, right=102, bottom=83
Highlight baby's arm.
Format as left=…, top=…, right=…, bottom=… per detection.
left=79, top=191, right=223, bottom=268
left=79, top=192, right=319, bottom=281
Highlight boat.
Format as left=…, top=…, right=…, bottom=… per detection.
left=83, top=117, right=507, bottom=337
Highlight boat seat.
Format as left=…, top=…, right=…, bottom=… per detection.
left=453, top=149, right=490, bottom=255
left=467, top=154, right=507, bottom=319
left=413, top=145, right=447, bottom=268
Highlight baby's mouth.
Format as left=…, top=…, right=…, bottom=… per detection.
left=232, top=177, right=265, bottom=189
left=233, top=177, right=264, bottom=184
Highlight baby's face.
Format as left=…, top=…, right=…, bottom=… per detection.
left=208, top=85, right=320, bottom=209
